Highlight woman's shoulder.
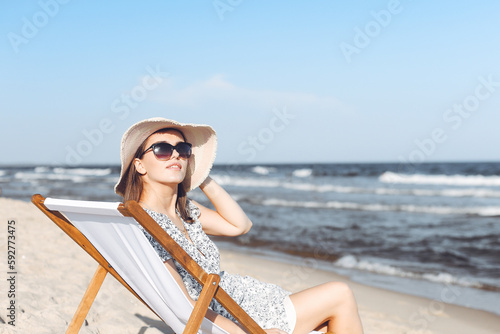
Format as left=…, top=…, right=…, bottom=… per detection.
left=186, top=198, right=201, bottom=220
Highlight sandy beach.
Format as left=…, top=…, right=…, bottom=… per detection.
left=1, top=197, right=499, bottom=334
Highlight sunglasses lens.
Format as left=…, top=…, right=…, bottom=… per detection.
left=152, top=143, right=174, bottom=160
left=176, top=142, right=192, bottom=159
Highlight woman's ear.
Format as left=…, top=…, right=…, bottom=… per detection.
left=134, top=158, right=147, bottom=175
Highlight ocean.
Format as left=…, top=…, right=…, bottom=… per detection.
left=2, top=162, right=499, bottom=316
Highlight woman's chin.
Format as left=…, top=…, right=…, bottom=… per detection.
left=160, top=177, right=186, bottom=186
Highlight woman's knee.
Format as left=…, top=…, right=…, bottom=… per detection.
left=325, top=281, right=356, bottom=307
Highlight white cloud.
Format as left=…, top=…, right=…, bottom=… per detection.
left=146, top=75, right=363, bottom=163
left=150, top=74, right=349, bottom=115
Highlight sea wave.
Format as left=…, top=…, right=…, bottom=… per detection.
left=212, top=175, right=500, bottom=198
left=283, top=183, right=500, bottom=198
left=380, top=172, right=500, bottom=187
left=251, top=166, right=276, bottom=175
left=334, top=255, right=495, bottom=290
left=13, top=167, right=113, bottom=183
left=292, top=168, right=313, bottom=178
left=250, top=166, right=312, bottom=177
left=34, top=166, right=50, bottom=173
left=260, top=198, right=500, bottom=216
left=52, top=167, right=112, bottom=176
left=15, top=172, right=87, bottom=183
left=214, top=175, right=280, bottom=188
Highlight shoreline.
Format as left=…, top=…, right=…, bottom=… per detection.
left=218, top=248, right=500, bottom=334
left=1, top=197, right=499, bottom=333
left=214, top=240, right=500, bottom=317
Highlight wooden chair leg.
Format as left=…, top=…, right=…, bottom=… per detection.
left=184, top=274, right=221, bottom=334
left=66, top=264, right=108, bottom=334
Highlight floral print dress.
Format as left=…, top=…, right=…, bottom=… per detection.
left=140, top=200, right=293, bottom=333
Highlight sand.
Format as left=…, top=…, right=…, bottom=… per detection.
left=0, top=197, right=499, bottom=333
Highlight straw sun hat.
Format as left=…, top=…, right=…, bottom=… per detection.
left=114, top=117, right=217, bottom=197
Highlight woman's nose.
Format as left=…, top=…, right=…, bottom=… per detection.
left=170, top=148, right=180, bottom=159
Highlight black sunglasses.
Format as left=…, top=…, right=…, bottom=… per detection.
left=141, top=142, right=192, bottom=160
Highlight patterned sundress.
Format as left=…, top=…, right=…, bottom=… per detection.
left=139, top=200, right=293, bottom=332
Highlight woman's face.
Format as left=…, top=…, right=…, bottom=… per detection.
left=134, top=130, right=189, bottom=189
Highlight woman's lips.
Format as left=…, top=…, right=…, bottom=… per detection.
left=166, top=163, right=182, bottom=170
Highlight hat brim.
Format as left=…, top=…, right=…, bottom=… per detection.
left=115, top=117, right=217, bottom=197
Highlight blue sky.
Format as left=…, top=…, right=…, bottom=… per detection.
left=2, top=0, right=500, bottom=166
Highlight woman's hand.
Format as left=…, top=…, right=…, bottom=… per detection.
left=194, top=176, right=253, bottom=237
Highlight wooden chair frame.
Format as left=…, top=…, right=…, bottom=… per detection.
left=31, top=194, right=266, bottom=334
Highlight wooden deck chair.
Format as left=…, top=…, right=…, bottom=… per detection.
left=32, top=195, right=326, bottom=334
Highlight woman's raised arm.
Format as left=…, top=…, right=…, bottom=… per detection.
left=193, top=176, right=253, bottom=236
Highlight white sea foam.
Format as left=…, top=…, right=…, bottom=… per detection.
left=334, top=255, right=482, bottom=289
left=284, top=183, right=500, bottom=198
left=380, top=171, right=500, bottom=187
left=15, top=172, right=87, bottom=183
left=260, top=198, right=500, bottom=216
left=251, top=166, right=276, bottom=175
left=335, top=255, right=412, bottom=278
left=52, top=167, right=112, bottom=176
left=213, top=175, right=281, bottom=188
left=292, top=168, right=312, bottom=178
left=14, top=167, right=112, bottom=183
left=379, top=187, right=500, bottom=198
left=0, top=170, right=6, bottom=176
left=34, top=166, right=50, bottom=173
left=212, top=175, right=500, bottom=198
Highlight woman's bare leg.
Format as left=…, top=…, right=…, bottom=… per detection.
left=289, top=281, right=363, bottom=334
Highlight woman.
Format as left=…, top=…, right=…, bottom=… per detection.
left=114, top=117, right=364, bottom=334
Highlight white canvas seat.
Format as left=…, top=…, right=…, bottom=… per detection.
left=42, top=197, right=228, bottom=334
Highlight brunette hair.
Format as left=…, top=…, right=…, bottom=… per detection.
left=122, top=128, right=193, bottom=223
